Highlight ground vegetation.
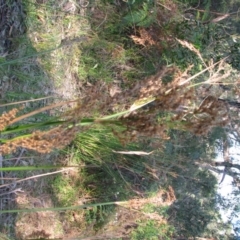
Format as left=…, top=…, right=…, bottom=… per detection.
left=0, top=0, right=240, bottom=239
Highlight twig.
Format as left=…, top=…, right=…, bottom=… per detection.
left=1, top=156, right=34, bottom=162
left=96, top=13, right=108, bottom=30
left=0, top=154, right=3, bottom=185
left=185, top=7, right=240, bottom=16
left=9, top=100, right=78, bottom=125
left=14, top=148, right=26, bottom=166
left=179, top=57, right=229, bottom=87
left=114, top=164, right=144, bottom=197
left=78, top=0, right=89, bottom=8
left=157, top=2, right=171, bottom=11
left=0, top=96, right=53, bottom=107
left=219, top=167, right=228, bottom=184
left=0, top=168, right=74, bottom=189
left=112, top=150, right=153, bottom=155
left=0, top=177, right=19, bottom=180
left=0, top=188, right=24, bottom=197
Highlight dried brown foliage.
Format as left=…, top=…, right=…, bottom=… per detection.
left=0, top=108, right=19, bottom=131
left=130, top=26, right=175, bottom=51
left=79, top=63, right=230, bottom=144
left=0, top=101, right=81, bottom=154
left=186, top=96, right=229, bottom=135
left=126, top=186, right=176, bottom=210
left=130, top=1, right=179, bottom=50
left=117, top=66, right=222, bottom=140
left=177, top=39, right=207, bottom=68
left=130, top=28, right=157, bottom=47
left=0, top=61, right=230, bottom=154
left=0, top=125, right=78, bottom=154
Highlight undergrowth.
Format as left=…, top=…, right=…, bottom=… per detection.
left=0, top=0, right=240, bottom=239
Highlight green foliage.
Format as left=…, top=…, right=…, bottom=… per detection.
left=131, top=220, right=174, bottom=240
left=67, top=127, right=163, bottom=230
left=88, top=20, right=157, bottom=81
left=158, top=0, right=240, bottom=72
left=122, top=2, right=156, bottom=27
left=168, top=196, right=216, bottom=237
left=52, top=175, right=77, bottom=207
left=143, top=204, right=170, bottom=218
left=201, top=0, right=211, bottom=21
left=72, top=127, right=158, bottom=200
left=85, top=204, right=115, bottom=230
left=179, top=0, right=200, bottom=4
left=161, top=20, right=212, bottom=70
left=153, top=129, right=222, bottom=238
left=208, top=127, right=227, bottom=150
left=79, top=39, right=143, bottom=82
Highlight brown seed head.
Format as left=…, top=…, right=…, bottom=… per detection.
left=0, top=108, right=19, bottom=131
left=0, top=125, right=78, bottom=154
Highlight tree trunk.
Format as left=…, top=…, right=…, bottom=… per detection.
left=214, top=161, right=240, bottom=170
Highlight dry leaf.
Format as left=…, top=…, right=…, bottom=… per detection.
left=109, top=85, right=122, bottom=97
left=112, top=150, right=154, bottom=155
left=211, top=14, right=230, bottom=23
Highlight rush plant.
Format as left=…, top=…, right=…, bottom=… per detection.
left=0, top=58, right=230, bottom=155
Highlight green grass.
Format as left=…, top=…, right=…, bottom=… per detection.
left=48, top=126, right=167, bottom=232
left=52, top=174, right=78, bottom=207
left=131, top=219, right=175, bottom=240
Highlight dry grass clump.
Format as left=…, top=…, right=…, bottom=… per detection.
left=130, top=28, right=157, bottom=47
left=130, top=26, right=176, bottom=51
left=126, top=186, right=176, bottom=210
left=0, top=125, right=78, bottom=154
left=0, top=100, right=81, bottom=154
